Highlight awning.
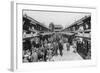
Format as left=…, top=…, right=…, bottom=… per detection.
left=40, top=32, right=53, bottom=36
left=23, top=32, right=40, bottom=39
left=60, top=32, right=75, bottom=36
left=71, top=29, right=91, bottom=33
left=75, top=33, right=91, bottom=38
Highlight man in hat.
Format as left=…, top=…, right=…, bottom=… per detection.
left=58, top=40, right=63, bottom=56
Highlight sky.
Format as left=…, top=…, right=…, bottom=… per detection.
left=23, top=10, right=90, bottom=29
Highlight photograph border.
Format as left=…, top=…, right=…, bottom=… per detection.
left=11, top=1, right=97, bottom=71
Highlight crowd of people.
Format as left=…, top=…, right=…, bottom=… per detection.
left=23, top=33, right=91, bottom=63
left=23, top=34, right=64, bottom=62
left=76, top=38, right=91, bottom=59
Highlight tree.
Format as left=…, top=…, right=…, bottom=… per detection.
left=49, top=22, right=54, bottom=32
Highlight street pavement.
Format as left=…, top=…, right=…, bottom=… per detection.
left=52, top=43, right=83, bottom=61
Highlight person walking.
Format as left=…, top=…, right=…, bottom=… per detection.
left=53, top=42, right=58, bottom=56
left=31, top=49, right=38, bottom=62
left=66, top=42, right=70, bottom=51
left=58, top=41, right=63, bottom=56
